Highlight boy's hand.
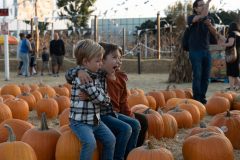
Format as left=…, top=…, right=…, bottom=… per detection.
left=79, top=92, right=89, bottom=101
left=78, top=70, right=92, bottom=84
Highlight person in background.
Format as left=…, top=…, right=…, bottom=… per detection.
left=26, top=34, right=37, bottom=76
left=17, top=33, right=24, bottom=75
left=19, top=32, right=32, bottom=77
left=188, top=0, right=218, bottom=104
left=50, top=32, right=65, bottom=77
left=41, top=47, right=51, bottom=76
left=220, top=22, right=240, bottom=90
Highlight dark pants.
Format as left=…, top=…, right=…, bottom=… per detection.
left=189, top=50, right=211, bottom=104
left=134, top=112, right=148, bottom=147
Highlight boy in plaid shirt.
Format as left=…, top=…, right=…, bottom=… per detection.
left=65, top=39, right=115, bottom=160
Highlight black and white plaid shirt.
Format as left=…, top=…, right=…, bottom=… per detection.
left=66, top=66, right=115, bottom=125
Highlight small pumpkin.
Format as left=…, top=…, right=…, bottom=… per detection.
left=1, top=84, right=21, bottom=97
left=0, top=98, right=12, bottom=124
left=53, top=85, right=70, bottom=97
left=205, top=96, right=230, bottom=115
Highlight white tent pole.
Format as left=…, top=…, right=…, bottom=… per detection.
left=3, top=0, right=10, bottom=81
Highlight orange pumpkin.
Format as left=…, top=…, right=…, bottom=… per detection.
left=29, top=83, right=39, bottom=92
left=59, top=108, right=70, bottom=126
left=35, top=95, right=59, bottom=118
left=1, top=84, right=21, bottom=97
left=158, top=110, right=178, bottom=138
left=127, top=140, right=174, bottom=160
left=185, top=122, right=224, bottom=139
left=147, top=91, right=165, bottom=110
left=145, top=95, right=157, bottom=110
left=167, top=107, right=193, bottom=129
left=127, top=93, right=149, bottom=108
left=18, top=83, right=31, bottom=93
left=0, top=119, right=33, bottom=143
left=131, top=105, right=164, bottom=139
left=0, top=124, right=37, bottom=160
left=54, top=95, right=70, bottom=114
left=183, top=131, right=234, bottom=160
left=38, top=84, right=56, bottom=98
left=31, top=90, right=43, bottom=103
left=205, top=96, right=230, bottom=115
left=209, top=111, right=240, bottom=149
left=22, top=113, right=61, bottom=160
left=63, top=83, right=72, bottom=97
left=178, top=102, right=200, bottom=124
left=0, top=98, right=12, bottom=124
left=17, top=93, right=36, bottom=111
left=4, top=98, right=29, bottom=121
left=53, top=85, right=70, bottom=97
left=179, top=99, right=206, bottom=120
left=55, top=130, right=100, bottom=160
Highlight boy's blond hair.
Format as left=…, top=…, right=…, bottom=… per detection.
left=74, top=39, right=104, bottom=65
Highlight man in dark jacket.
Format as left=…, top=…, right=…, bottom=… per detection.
left=50, top=32, right=65, bottom=77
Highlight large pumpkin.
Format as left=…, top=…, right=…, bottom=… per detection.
left=127, top=140, right=174, bottom=160
left=38, top=84, right=56, bottom=98
left=209, top=111, right=240, bottom=149
left=182, top=132, right=234, bottom=160
left=127, top=93, right=149, bottom=108
left=55, top=130, right=100, bottom=160
left=0, top=124, right=37, bottom=160
left=53, top=85, right=70, bottom=97
left=21, top=113, right=61, bottom=160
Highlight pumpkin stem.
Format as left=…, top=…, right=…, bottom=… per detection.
left=199, top=122, right=207, bottom=128
left=173, top=106, right=181, bottom=112
left=226, top=110, right=231, bottom=117
left=199, top=131, right=214, bottom=138
left=145, top=140, right=157, bottom=149
left=40, top=112, right=49, bottom=130
left=43, top=94, right=49, bottom=99
left=157, top=109, right=163, bottom=115
left=143, top=108, right=151, bottom=114
left=4, top=124, right=16, bottom=142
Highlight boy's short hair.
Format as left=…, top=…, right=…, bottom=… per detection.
left=99, top=42, right=120, bottom=59
left=74, top=39, right=104, bottom=65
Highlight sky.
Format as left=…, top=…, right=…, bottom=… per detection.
left=93, top=0, right=239, bottom=18
left=1, top=0, right=239, bottom=19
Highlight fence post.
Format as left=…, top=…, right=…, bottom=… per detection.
left=157, top=12, right=161, bottom=60
left=94, top=15, right=98, bottom=42
left=137, top=44, right=141, bottom=74
left=122, top=27, right=125, bottom=56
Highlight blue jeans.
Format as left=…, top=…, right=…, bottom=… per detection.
left=189, top=50, right=211, bottom=103
left=19, top=53, right=29, bottom=76
left=70, top=119, right=116, bottom=160
left=101, top=114, right=133, bottom=160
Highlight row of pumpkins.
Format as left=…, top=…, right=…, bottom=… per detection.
left=0, top=83, right=240, bottom=159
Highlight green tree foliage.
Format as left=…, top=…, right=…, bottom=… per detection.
left=56, top=0, right=96, bottom=29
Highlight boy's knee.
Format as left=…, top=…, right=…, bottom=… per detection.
left=82, top=140, right=97, bottom=151
left=103, top=134, right=116, bottom=147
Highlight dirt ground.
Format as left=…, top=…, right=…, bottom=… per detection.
left=0, top=72, right=239, bottom=159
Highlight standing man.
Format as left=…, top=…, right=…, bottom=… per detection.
left=188, top=0, right=218, bottom=104
left=50, top=32, right=65, bottom=77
